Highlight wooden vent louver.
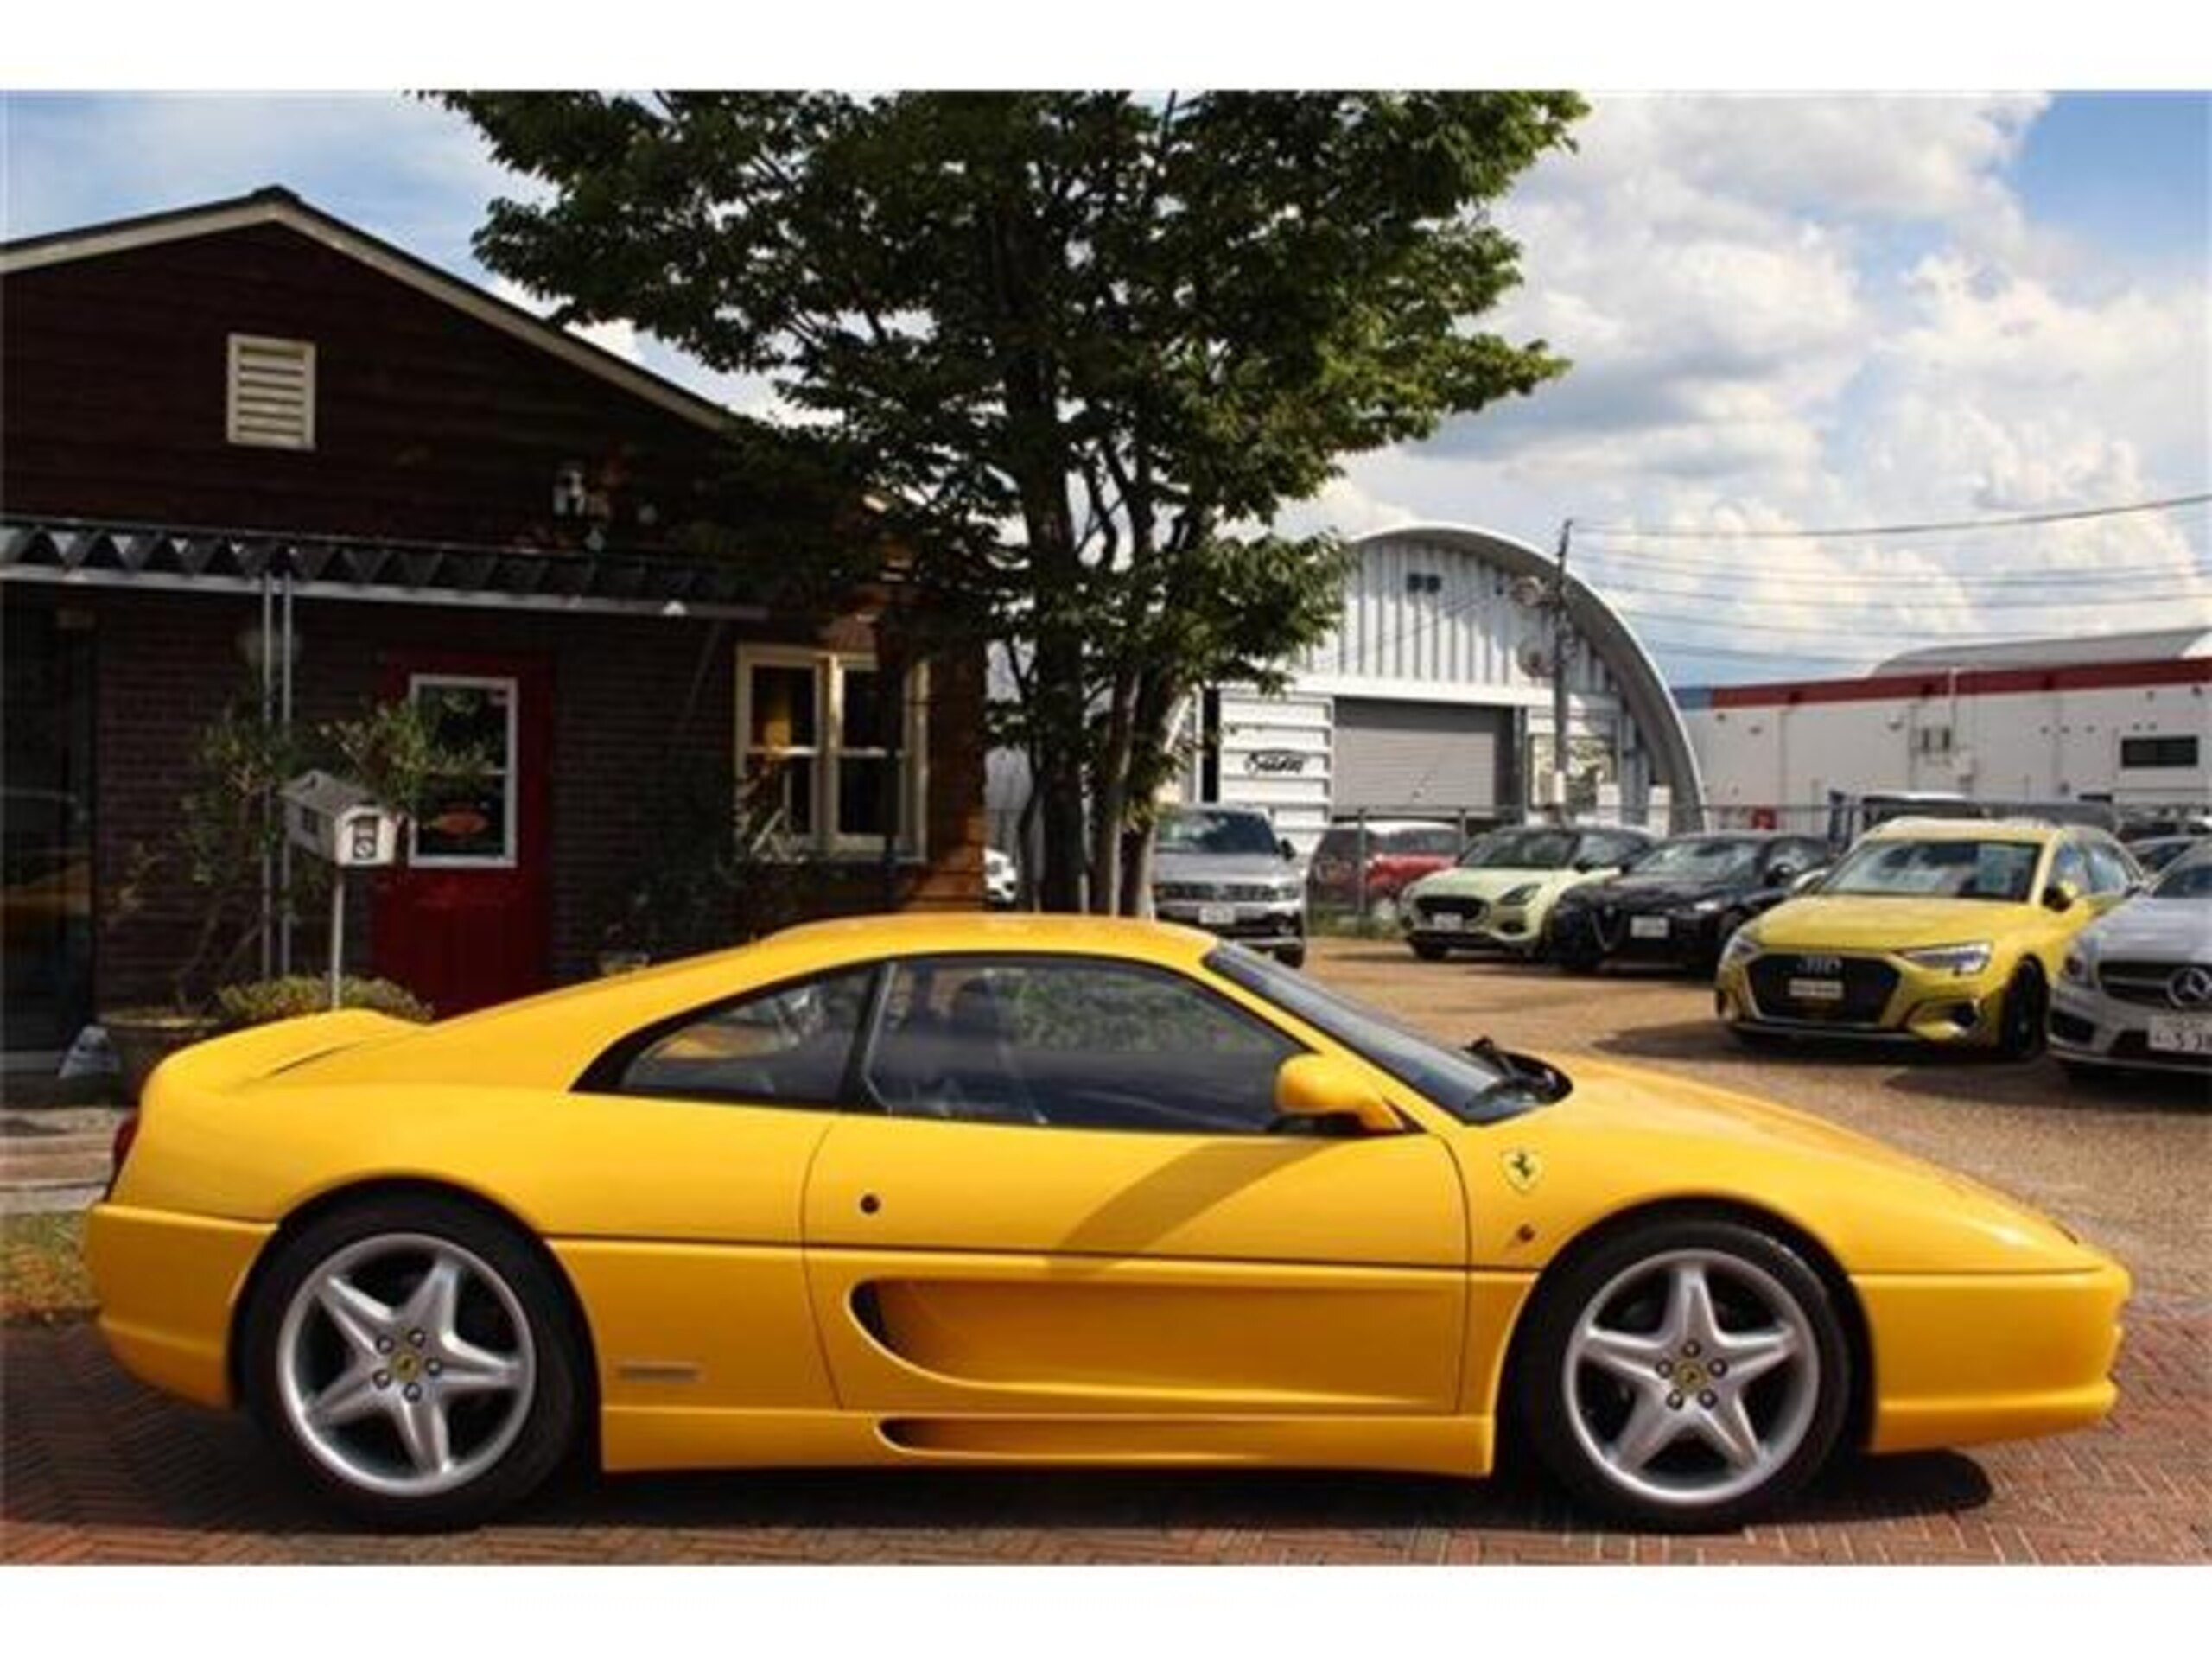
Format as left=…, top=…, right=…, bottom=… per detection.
left=226, top=334, right=317, bottom=450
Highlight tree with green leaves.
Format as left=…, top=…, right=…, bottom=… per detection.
left=446, top=91, right=1585, bottom=912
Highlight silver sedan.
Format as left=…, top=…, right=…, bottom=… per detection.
left=2050, top=847, right=2212, bottom=1078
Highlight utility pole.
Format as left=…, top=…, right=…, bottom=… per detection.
left=1551, top=518, right=1573, bottom=824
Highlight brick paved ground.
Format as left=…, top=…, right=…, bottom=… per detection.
left=4, top=942, right=2206, bottom=1563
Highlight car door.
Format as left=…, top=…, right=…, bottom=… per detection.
left=801, top=952, right=1468, bottom=1424
left=563, top=966, right=878, bottom=1423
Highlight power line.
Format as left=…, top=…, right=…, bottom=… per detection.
left=1583, top=548, right=2202, bottom=579
left=1574, top=491, right=2212, bottom=543
left=1604, top=584, right=2212, bottom=614
left=1592, top=571, right=2212, bottom=599
left=1610, top=601, right=2212, bottom=641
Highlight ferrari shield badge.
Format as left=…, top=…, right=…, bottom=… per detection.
left=1501, top=1147, right=1544, bottom=1193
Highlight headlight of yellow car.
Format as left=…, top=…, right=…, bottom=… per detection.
left=1721, top=926, right=1763, bottom=968
left=1900, top=941, right=1994, bottom=977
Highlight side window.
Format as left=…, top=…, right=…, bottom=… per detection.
left=864, top=956, right=1302, bottom=1135
left=1580, top=832, right=1643, bottom=868
left=609, top=967, right=874, bottom=1105
left=2047, top=840, right=2090, bottom=897
left=2081, top=839, right=2133, bottom=896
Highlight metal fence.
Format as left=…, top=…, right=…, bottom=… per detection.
left=985, top=796, right=2208, bottom=925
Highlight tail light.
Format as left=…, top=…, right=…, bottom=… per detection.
left=105, top=1111, right=141, bottom=1200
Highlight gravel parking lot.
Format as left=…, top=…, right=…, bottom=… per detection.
left=3, top=937, right=2205, bottom=1565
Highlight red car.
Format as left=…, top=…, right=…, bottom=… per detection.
left=1308, top=819, right=1465, bottom=909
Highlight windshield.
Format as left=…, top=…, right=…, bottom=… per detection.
left=1625, top=838, right=1762, bottom=881
left=2151, top=854, right=2212, bottom=899
left=1156, top=808, right=1279, bottom=857
left=1456, top=829, right=1576, bottom=871
left=1821, top=837, right=2043, bottom=902
left=1207, top=944, right=1554, bottom=1125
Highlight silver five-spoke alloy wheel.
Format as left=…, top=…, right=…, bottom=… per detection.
left=273, top=1232, right=538, bottom=1500
left=1561, top=1247, right=1820, bottom=1511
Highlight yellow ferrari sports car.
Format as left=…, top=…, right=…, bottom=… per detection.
left=88, top=914, right=2127, bottom=1532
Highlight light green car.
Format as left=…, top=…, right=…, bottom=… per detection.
left=1402, top=824, right=1657, bottom=960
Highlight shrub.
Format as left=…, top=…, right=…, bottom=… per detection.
left=214, top=976, right=434, bottom=1030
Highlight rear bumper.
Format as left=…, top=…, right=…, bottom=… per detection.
left=1858, top=1262, right=2130, bottom=1453
left=84, top=1202, right=273, bottom=1410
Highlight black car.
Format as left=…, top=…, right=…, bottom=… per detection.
left=1550, top=832, right=1831, bottom=975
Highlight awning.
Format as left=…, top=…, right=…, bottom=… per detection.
left=1, top=518, right=769, bottom=620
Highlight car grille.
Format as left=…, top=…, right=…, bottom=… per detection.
left=2097, top=958, right=2212, bottom=1010
left=1156, top=881, right=1284, bottom=903
left=1746, top=954, right=1898, bottom=1024
left=1414, top=895, right=1488, bottom=922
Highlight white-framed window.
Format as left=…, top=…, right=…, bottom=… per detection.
left=226, top=334, right=317, bottom=450
left=408, top=674, right=518, bottom=869
left=737, top=647, right=926, bottom=858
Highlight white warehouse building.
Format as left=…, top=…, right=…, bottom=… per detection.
left=1179, top=524, right=1706, bottom=850
left=1681, top=628, right=2211, bottom=813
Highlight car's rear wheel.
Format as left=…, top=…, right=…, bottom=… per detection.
left=1995, top=966, right=2049, bottom=1060
left=243, top=1194, right=583, bottom=1529
left=1518, top=1216, right=1850, bottom=1531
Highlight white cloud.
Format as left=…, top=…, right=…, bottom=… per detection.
left=1322, top=92, right=2209, bottom=680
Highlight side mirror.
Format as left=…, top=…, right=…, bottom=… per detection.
left=1768, top=862, right=1801, bottom=886
left=1571, top=857, right=1597, bottom=873
left=1789, top=868, right=1827, bottom=895
left=2043, top=880, right=2081, bottom=913
left=1279, top=837, right=1298, bottom=862
left=1273, top=1054, right=1401, bottom=1135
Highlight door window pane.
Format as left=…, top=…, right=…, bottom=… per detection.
left=410, top=679, right=514, bottom=864
left=842, top=666, right=893, bottom=752
left=866, top=957, right=1301, bottom=1134
left=618, top=967, right=874, bottom=1104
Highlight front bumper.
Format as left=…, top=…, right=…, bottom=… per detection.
left=1716, top=950, right=2010, bottom=1046
left=1859, top=1259, right=2130, bottom=1453
left=2050, top=977, right=2212, bottom=1074
left=1154, top=899, right=1305, bottom=955
left=1402, top=897, right=1546, bottom=951
left=1555, top=904, right=1727, bottom=967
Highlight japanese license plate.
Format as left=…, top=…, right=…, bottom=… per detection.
left=1630, top=916, right=1670, bottom=940
left=1787, top=977, right=1845, bottom=1002
left=2147, top=1015, right=2212, bottom=1055
left=1197, top=903, right=1236, bottom=927
left=1427, top=912, right=1464, bottom=931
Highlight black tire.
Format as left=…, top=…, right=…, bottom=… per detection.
left=1554, top=917, right=1604, bottom=976
left=1995, top=965, right=2049, bottom=1060
left=1410, top=939, right=1450, bottom=963
left=241, top=1192, right=586, bottom=1529
left=1276, top=945, right=1307, bottom=970
left=1515, top=1213, right=1851, bottom=1532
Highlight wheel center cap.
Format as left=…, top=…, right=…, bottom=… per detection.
left=392, top=1351, right=423, bottom=1383
left=1676, top=1360, right=1708, bottom=1392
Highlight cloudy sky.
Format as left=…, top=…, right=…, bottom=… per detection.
left=4, top=86, right=2207, bottom=686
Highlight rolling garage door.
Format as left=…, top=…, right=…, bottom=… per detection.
left=1332, top=698, right=1507, bottom=811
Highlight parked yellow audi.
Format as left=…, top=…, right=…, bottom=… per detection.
left=1716, top=818, right=2143, bottom=1056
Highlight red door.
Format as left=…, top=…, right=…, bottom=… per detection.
left=372, top=652, right=552, bottom=1016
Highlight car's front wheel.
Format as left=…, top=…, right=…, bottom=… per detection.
left=242, top=1194, right=584, bottom=1529
left=1517, top=1215, right=1850, bottom=1531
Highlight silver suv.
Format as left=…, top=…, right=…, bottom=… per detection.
left=1150, top=804, right=1307, bottom=968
